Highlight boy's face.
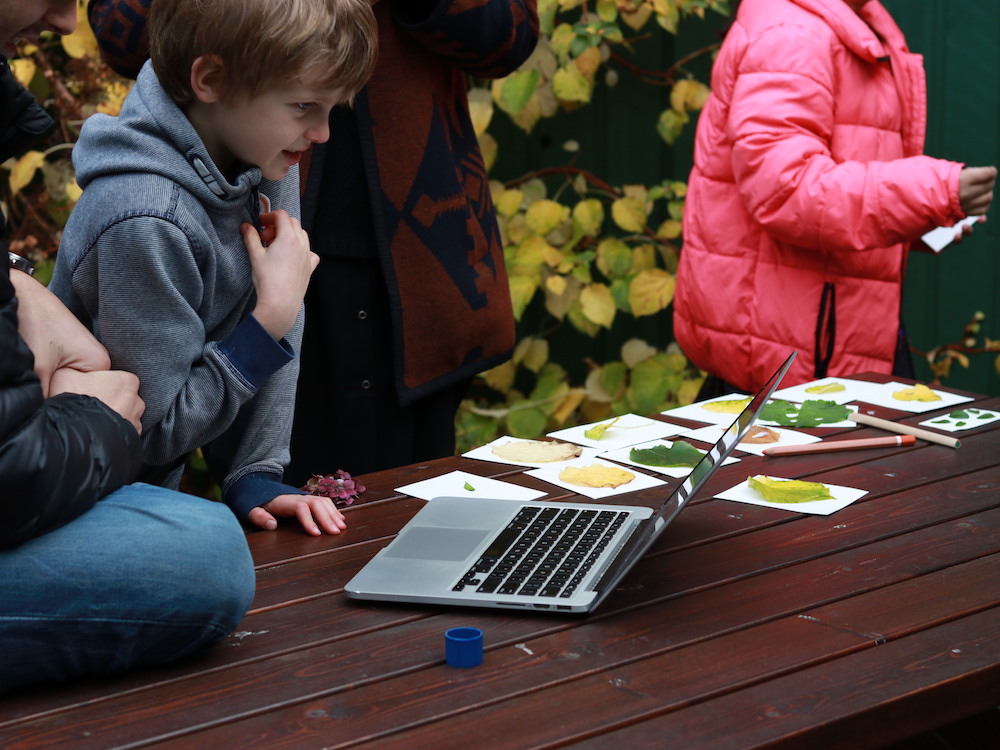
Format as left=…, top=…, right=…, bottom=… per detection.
left=200, top=85, right=345, bottom=182
left=0, top=0, right=76, bottom=58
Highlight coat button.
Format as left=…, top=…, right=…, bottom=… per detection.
left=361, top=379, right=372, bottom=390
left=357, top=310, right=367, bottom=320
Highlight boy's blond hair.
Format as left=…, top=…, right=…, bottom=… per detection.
left=149, top=0, right=378, bottom=106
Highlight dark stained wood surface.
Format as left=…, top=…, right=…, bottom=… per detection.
left=2, top=375, right=998, bottom=749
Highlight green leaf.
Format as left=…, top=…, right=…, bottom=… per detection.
left=496, top=69, right=540, bottom=116
left=584, top=416, right=621, bottom=440
left=629, top=440, right=704, bottom=468
left=748, top=476, right=834, bottom=504
left=506, top=405, right=549, bottom=438
left=759, top=399, right=850, bottom=428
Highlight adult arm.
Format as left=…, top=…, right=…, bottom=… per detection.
left=0, top=268, right=143, bottom=547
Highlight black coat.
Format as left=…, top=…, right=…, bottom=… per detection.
left=0, top=59, right=142, bottom=547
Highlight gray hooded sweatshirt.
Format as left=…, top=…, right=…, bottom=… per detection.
left=51, top=61, right=305, bottom=520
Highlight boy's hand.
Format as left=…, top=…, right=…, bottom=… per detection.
left=248, top=493, right=348, bottom=536
left=242, top=210, right=318, bottom=341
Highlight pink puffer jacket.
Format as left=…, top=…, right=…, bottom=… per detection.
left=674, top=0, right=965, bottom=392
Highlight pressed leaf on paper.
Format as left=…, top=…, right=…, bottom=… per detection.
left=630, top=440, right=704, bottom=468
left=584, top=416, right=621, bottom=440
left=748, top=476, right=834, bottom=504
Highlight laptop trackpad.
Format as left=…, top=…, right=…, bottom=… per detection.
left=384, top=526, right=489, bottom=562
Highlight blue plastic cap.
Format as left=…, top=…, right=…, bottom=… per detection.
left=445, top=626, right=483, bottom=668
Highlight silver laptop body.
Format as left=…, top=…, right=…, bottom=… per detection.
left=345, top=353, right=796, bottom=614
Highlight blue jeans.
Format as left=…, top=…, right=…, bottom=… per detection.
left=0, top=483, right=255, bottom=691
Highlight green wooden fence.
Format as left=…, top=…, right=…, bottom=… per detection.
left=492, top=2, right=999, bottom=396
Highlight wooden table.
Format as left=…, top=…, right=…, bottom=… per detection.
left=3, top=375, right=999, bottom=749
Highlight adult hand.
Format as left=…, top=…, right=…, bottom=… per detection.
left=241, top=210, right=318, bottom=341
left=958, top=166, right=997, bottom=217
left=248, top=493, right=348, bottom=536
left=49, top=367, right=145, bottom=434
left=9, top=270, right=112, bottom=396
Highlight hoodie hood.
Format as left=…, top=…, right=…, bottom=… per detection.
left=73, top=60, right=261, bottom=207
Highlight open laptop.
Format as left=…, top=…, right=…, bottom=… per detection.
left=346, top=352, right=796, bottom=614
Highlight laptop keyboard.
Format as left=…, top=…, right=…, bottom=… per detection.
left=453, top=506, right=630, bottom=599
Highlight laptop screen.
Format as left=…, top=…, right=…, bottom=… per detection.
left=589, top=351, right=797, bottom=603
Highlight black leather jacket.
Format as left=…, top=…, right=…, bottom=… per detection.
left=0, top=59, right=142, bottom=547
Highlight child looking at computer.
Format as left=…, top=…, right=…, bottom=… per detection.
left=51, top=0, right=378, bottom=536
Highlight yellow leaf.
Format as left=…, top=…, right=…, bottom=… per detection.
left=9, top=151, right=46, bottom=195
left=670, top=79, right=695, bottom=113
left=580, top=283, right=616, bottom=328
left=10, top=59, right=36, bottom=87
left=572, top=198, right=605, bottom=237
left=61, top=3, right=99, bottom=59
left=477, top=132, right=497, bottom=172
left=525, top=199, right=569, bottom=236
left=687, top=81, right=711, bottom=111
left=629, top=268, right=676, bottom=317
left=65, top=177, right=83, bottom=203
left=542, top=243, right=565, bottom=268
left=508, top=275, right=538, bottom=320
left=467, top=87, right=494, bottom=136
left=552, top=388, right=587, bottom=425
left=622, top=5, right=654, bottom=31
left=546, top=274, right=568, bottom=296
left=510, top=235, right=549, bottom=272
left=518, top=336, right=550, bottom=373
left=621, top=338, right=657, bottom=368
left=611, top=196, right=647, bottom=233
left=575, top=46, right=601, bottom=80
left=584, top=416, right=621, bottom=440
left=596, top=237, right=632, bottom=279
left=495, top=189, right=524, bottom=218
left=544, top=274, right=581, bottom=321
left=482, top=360, right=516, bottom=392
left=552, top=64, right=592, bottom=105
left=657, top=218, right=683, bottom=240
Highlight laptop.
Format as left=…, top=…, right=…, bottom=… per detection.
left=345, top=352, right=796, bottom=614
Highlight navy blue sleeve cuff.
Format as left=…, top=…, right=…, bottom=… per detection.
left=216, top=314, right=294, bottom=390
left=226, top=471, right=306, bottom=521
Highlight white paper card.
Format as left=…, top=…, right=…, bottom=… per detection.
left=525, top=456, right=666, bottom=500
left=921, top=215, right=981, bottom=252
left=772, top=377, right=887, bottom=406
left=661, top=393, right=752, bottom=426
left=683, top=423, right=821, bottom=456
left=715, top=476, right=868, bottom=516
left=463, top=435, right=601, bottom=468
left=547, top=413, right=689, bottom=451
left=857, top=382, right=974, bottom=413
left=395, top=470, right=547, bottom=502
left=918, top=407, right=1000, bottom=432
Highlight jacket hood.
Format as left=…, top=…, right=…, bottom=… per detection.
left=73, top=60, right=261, bottom=206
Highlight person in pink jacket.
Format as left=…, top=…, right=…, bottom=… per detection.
left=674, top=0, right=996, bottom=395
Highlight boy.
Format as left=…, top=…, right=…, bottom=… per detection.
left=2, top=0, right=256, bottom=691
left=51, top=0, right=378, bottom=535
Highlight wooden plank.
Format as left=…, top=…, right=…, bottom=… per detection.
left=7, top=506, right=996, bottom=749
left=561, top=608, right=1000, bottom=750
left=140, top=552, right=1000, bottom=750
